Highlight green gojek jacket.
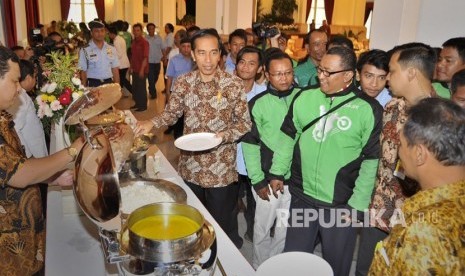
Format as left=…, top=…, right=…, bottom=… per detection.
left=269, top=84, right=383, bottom=211
left=242, top=85, right=302, bottom=191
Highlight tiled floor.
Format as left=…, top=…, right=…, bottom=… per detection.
left=121, top=75, right=359, bottom=275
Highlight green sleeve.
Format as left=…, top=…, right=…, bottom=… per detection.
left=348, top=159, right=379, bottom=211
left=269, top=113, right=301, bottom=180
left=242, top=105, right=268, bottom=191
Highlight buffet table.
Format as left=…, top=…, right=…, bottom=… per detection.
left=45, top=145, right=255, bottom=276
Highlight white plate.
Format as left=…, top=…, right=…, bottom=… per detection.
left=174, top=132, right=222, bottom=151
left=256, top=252, right=333, bottom=276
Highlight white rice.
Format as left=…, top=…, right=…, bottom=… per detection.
left=120, top=184, right=174, bottom=214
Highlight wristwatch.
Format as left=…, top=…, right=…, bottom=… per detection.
left=67, top=147, right=78, bottom=161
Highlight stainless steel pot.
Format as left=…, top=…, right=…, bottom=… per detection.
left=123, top=203, right=209, bottom=263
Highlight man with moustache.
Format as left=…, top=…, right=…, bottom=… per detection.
left=434, top=37, right=465, bottom=99
left=269, top=46, right=383, bottom=276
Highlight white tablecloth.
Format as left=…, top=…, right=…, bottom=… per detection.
left=45, top=145, right=255, bottom=276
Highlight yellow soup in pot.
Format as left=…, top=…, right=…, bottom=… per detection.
left=130, top=215, right=200, bottom=240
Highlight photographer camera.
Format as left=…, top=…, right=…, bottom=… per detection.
left=252, top=22, right=285, bottom=52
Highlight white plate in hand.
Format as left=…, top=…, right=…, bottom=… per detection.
left=174, top=132, right=222, bottom=151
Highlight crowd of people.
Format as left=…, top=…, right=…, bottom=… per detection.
left=1, top=17, right=465, bottom=275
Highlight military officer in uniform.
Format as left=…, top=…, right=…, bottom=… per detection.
left=79, top=20, right=120, bottom=87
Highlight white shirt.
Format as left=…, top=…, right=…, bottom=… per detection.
left=236, top=82, right=267, bottom=175
left=113, top=35, right=130, bottom=69
left=9, top=89, right=48, bottom=158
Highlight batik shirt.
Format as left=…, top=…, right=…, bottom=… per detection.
left=369, top=97, right=420, bottom=232
left=0, top=111, right=45, bottom=275
left=151, top=69, right=251, bottom=187
left=369, top=180, right=465, bottom=275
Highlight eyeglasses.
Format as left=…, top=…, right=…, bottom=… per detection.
left=268, top=71, right=294, bottom=78
left=317, top=67, right=352, bottom=77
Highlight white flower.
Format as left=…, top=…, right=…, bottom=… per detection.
left=40, top=83, right=49, bottom=93
left=36, top=95, right=45, bottom=105
left=47, top=82, right=57, bottom=93
left=72, top=92, right=81, bottom=101
left=50, top=100, right=63, bottom=111
left=37, top=106, right=45, bottom=119
left=72, top=77, right=81, bottom=86
left=43, top=104, right=54, bottom=117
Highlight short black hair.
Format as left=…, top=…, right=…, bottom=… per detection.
left=442, top=37, right=465, bottom=62
left=190, top=28, right=221, bottom=51
left=165, top=23, right=174, bottom=32
left=229, top=29, right=247, bottom=44
left=329, top=35, right=354, bottom=50
left=264, top=51, right=293, bottom=72
left=108, top=25, right=118, bottom=35
left=237, top=46, right=263, bottom=66
left=133, top=23, right=143, bottom=31
left=0, top=46, right=20, bottom=79
left=356, top=49, right=389, bottom=73
left=19, top=59, right=35, bottom=82
left=11, top=45, right=24, bottom=52
left=404, top=97, right=465, bottom=165
left=326, top=46, right=356, bottom=71
left=186, top=25, right=201, bottom=38
left=397, top=45, right=436, bottom=81
left=451, top=68, right=465, bottom=94
left=305, top=29, right=328, bottom=44
left=146, top=22, right=156, bottom=29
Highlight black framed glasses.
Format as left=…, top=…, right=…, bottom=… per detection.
left=268, top=71, right=294, bottom=78
left=317, top=67, right=352, bottom=77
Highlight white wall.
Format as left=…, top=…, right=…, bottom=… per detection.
left=370, top=0, right=465, bottom=50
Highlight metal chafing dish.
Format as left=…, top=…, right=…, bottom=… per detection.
left=64, top=84, right=217, bottom=275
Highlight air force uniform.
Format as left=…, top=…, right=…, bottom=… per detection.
left=79, top=21, right=119, bottom=87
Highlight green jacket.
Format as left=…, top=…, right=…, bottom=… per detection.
left=242, top=86, right=301, bottom=191
left=294, top=59, right=319, bottom=87
left=269, top=84, right=383, bottom=211
left=432, top=82, right=451, bottom=99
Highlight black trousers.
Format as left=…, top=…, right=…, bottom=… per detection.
left=131, top=73, right=147, bottom=109
left=185, top=180, right=243, bottom=248
left=284, top=196, right=358, bottom=276
left=87, top=78, right=113, bottom=87
left=355, top=226, right=388, bottom=276
left=148, top=63, right=161, bottom=98
left=238, top=174, right=255, bottom=236
left=119, top=68, right=132, bottom=93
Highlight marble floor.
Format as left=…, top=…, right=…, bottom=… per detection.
left=119, top=76, right=358, bottom=275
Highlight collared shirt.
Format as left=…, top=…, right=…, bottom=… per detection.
left=0, top=111, right=45, bottom=275
left=79, top=40, right=119, bottom=79
left=294, top=59, right=318, bottom=87
left=432, top=81, right=451, bottom=99
left=237, top=82, right=267, bottom=175
left=369, top=180, right=465, bottom=275
left=359, top=86, right=392, bottom=108
left=146, top=34, right=163, bottom=63
left=163, top=32, right=174, bottom=50
left=8, top=89, right=48, bottom=158
left=151, top=69, right=252, bottom=187
left=130, top=36, right=149, bottom=74
left=166, top=53, right=194, bottom=91
left=375, top=88, right=392, bottom=108
left=225, top=54, right=235, bottom=75
left=113, top=35, right=130, bottom=69
left=368, top=97, right=420, bottom=232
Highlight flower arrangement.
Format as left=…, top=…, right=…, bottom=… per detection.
left=35, top=51, right=85, bottom=133
left=57, top=20, right=78, bottom=39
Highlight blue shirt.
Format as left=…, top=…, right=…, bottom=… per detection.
left=375, top=87, right=392, bottom=108
left=78, top=40, right=119, bottom=79
left=166, top=53, right=194, bottom=91
left=146, top=34, right=163, bottom=63
left=225, top=54, right=235, bottom=75
left=237, top=82, right=267, bottom=175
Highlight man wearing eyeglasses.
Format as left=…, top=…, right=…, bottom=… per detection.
left=242, top=51, right=301, bottom=268
left=268, top=46, right=383, bottom=276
